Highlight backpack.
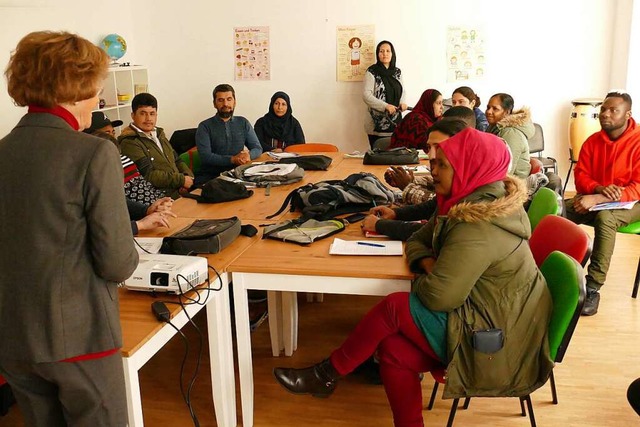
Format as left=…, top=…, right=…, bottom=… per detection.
left=267, top=172, right=397, bottom=220
left=220, top=163, right=305, bottom=187
left=182, top=178, right=253, bottom=203
left=275, top=154, right=333, bottom=170
left=262, top=218, right=346, bottom=245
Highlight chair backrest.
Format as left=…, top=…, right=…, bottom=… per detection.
left=169, top=128, right=197, bottom=154
left=527, top=187, right=559, bottom=230
left=528, top=123, right=545, bottom=154
left=540, top=251, right=586, bottom=362
left=284, top=143, right=339, bottom=153
left=178, top=147, right=201, bottom=174
left=529, top=215, right=592, bottom=267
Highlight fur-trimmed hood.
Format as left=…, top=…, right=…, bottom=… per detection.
left=495, top=107, right=535, bottom=139
left=118, top=124, right=167, bottom=141
left=447, top=176, right=530, bottom=238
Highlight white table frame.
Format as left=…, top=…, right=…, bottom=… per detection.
left=232, top=271, right=410, bottom=427
left=122, top=274, right=237, bottom=427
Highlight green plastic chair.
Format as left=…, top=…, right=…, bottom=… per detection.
left=426, top=251, right=586, bottom=427
left=179, top=147, right=201, bottom=175
left=617, top=221, right=640, bottom=298
left=527, top=187, right=559, bottom=230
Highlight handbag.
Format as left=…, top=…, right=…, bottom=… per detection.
left=262, top=218, right=345, bottom=245
left=161, top=217, right=241, bottom=255
left=363, top=147, right=419, bottom=165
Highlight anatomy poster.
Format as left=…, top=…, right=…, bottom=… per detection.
left=234, top=26, right=270, bottom=81
left=446, top=26, right=486, bottom=83
left=336, top=25, right=375, bottom=82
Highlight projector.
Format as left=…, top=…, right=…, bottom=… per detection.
left=124, top=254, right=208, bottom=294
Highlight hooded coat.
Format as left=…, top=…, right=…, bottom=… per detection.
left=488, top=108, right=535, bottom=179
left=406, top=176, right=553, bottom=399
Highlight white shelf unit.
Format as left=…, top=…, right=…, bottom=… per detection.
left=94, top=66, right=148, bottom=134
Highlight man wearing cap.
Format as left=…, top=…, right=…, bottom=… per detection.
left=84, top=111, right=123, bottom=136
left=119, top=93, right=194, bottom=199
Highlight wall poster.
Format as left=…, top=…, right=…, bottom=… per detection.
left=234, top=26, right=270, bottom=81
left=336, top=25, right=375, bottom=82
left=446, top=26, right=486, bottom=83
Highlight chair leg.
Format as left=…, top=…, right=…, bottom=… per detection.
left=427, top=381, right=439, bottom=410
left=519, top=396, right=526, bottom=416
left=523, top=395, right=537, bottom=427
left=462, top=397, right=471, bottom=409
left=550, top=370, right=558, bottom=404
left=632, top=257, right=640, bottom=298
left=446, top=398, right=460, bottom=427
left=563, top=160, right=575, bottom=195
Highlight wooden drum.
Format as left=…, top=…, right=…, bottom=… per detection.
left=569, top=98, right=602, bottom=161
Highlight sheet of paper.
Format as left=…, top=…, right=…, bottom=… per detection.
left=329, top=238, right=403, bottom=256
left=134, top=237, right=163, bottom=254
left=267, top=152, right=299, bottom=159
left=588, top=200, right=638, bottom=211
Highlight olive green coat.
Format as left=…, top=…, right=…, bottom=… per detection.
left=488, top=108, right=534, bottom=179
left=406, top=177, right=553, bottom=399
left=119, top=125, right=193, bottom=198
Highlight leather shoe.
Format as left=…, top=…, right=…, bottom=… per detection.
left=273, top=359, right=339, bottom=398
left=582, top=289, right=600, bottom=316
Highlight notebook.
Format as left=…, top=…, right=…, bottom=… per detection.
left=329, top=238, right=403, bottom=256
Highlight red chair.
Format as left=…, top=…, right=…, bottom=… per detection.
left=529, top=215, right=592, bottom=267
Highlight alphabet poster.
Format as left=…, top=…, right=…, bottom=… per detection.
left=234, top=26, right=270, bottom=81
left=336, top=25, right=375, bottom=82
left=446, top=26, right=486, bottom=82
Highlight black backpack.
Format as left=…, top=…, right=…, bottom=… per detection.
left=267, top=172, right=397, bottom=220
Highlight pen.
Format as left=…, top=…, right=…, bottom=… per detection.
left=357, top=242, right=385, bottom=248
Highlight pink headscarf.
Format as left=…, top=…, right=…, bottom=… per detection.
left=412, top=89, right=442, bottom=126
left=436, top=128, right=511, bottom=215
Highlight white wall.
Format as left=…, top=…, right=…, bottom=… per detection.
left=0, top=0, right=632, bottom=191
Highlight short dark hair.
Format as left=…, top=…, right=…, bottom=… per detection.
left=443, top=106, right=476, bottom=128
left=452, top=86, right=481, bottom=108
left=606, top=91, right=632, bottom=109
left=490, top=93, right=514, bottom=114
left=213, top=84, right=235, bottom=101
left=427, top=118, right=469, bottom=138
left=131, top=92, right=158, bottom=112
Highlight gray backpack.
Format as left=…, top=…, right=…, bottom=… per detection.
left=220, top=163, right=305, bottom=187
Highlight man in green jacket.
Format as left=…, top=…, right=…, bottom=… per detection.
left=119, top=93, right=194, bottom=199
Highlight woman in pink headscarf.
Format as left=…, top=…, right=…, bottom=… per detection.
left=389, top=88, right=443, bottom=150
left=273, top=128, right=553, bottom=427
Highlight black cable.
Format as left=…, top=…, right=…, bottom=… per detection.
left=133, top=238, right=153, bottom=254
left=163, top=321, right=191, bottom=418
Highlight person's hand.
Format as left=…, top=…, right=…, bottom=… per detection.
left=419, top=257, right=436, bottom=274
left=272, top=148, right=283, bottom=153
left=361, top=214, right=380, bottom=233
left=596, top=184, right=624, bottom=201
left=231, top=151, right=251, bottom=165
left=182, top=175, right=194, bottom=189
left=399, top=103, right=408, bottom=112
left=146, top=197, right=173, bottom=215
left=385, top=104, right=397, bottom=115
left=384, top=168, right=398, bottom=187
left=370, top=205, right=396, bottom=220
left=573, top=194, right=606, bottom=213
left=136, top=211, right=176, bottom=232
left=387, top=166, right=414, bottom=190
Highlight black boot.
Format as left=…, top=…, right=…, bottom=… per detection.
left=581, top=288, right=600, bottom=316
left=273, top=358, right=339, bottom=398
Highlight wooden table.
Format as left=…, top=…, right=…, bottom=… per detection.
left=119, top=218, right=263, bottom=427
left=227, top=222, right=413, bottom=427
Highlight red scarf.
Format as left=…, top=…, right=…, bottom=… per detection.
left=28, top=105, right=80, bottom=130
left=436, top=128, right=511, bottom=215
left=412, top=89, right=441, bottom=125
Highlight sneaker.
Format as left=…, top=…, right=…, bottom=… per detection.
left=581, top=289, right=600, bottom=316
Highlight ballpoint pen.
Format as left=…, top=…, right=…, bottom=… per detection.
left=357, top=242, right=385, bottom=248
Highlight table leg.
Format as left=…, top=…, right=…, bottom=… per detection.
left=233, top=273, right=254, bottom=427
left=267, top=291, right=283, bottom=357
left=205, top=275, right=237, bottom=427
left=122, top=356, right=144, bottom=427
left=282, top=292, right=297, bottom=356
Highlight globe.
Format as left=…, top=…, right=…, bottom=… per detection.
left=100, top=34, right=127, bottom=63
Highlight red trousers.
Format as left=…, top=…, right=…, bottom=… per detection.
left=330, top=292, right=443, bottom=427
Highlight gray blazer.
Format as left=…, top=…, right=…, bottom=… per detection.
left=0, top=112, right=139, bottom=363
